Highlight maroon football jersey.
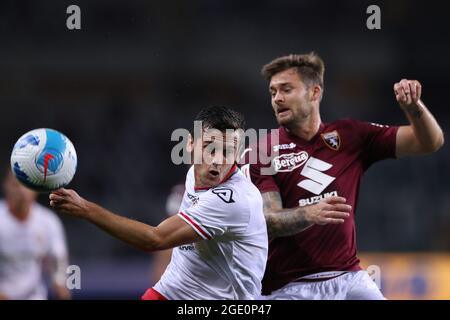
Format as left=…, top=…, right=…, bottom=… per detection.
left=249, top=119, right=399, bottom=295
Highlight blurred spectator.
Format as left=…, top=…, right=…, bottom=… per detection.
left=0, top=170, right=71, bottom=300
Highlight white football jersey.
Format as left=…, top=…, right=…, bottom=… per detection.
left=154, top=166, right=268, bottom=300
left=0, top=200, right=68, bottom=300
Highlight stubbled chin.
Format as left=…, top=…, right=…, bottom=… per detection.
left=277, top=114, right=294, bottom=126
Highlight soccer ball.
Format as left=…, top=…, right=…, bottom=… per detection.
left=10, top=128, right=77, bottom=192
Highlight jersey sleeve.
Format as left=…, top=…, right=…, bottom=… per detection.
left=353, top=120, right=399, bottom=169
left=177, top=188, right=250, bottom=240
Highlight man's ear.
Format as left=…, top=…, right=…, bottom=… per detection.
left=310, top=85, right=322, bottom=102
left=187, top=133, right=203, bottom=164
left=234, top=130, right=246, bottom=163
left=186, top=133, right=194, bottom=153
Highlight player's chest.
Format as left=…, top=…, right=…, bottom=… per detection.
left=271, top=138, right=362, bottom=196
left=0, top=222, right=49, bottom=260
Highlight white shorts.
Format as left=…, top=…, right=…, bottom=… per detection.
left=260, top=271, right=385, bottom=300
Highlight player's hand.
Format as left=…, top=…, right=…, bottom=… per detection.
left=49, top=188, right=89, bottom=218
left=305, top=196, right=351, bottom=225
left=394, top=79, right=422, bottom=110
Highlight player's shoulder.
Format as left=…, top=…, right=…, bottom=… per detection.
left=201, top=171, right=256, bottom=212
left=327, top=118, right=392, bottom=130
left=324, top=118, right=381, bottom=139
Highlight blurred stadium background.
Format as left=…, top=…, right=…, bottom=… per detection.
left=0, top=0, right=449, bottom=299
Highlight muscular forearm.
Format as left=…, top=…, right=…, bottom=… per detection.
left=404, top=100, right=444, bottom=152
left=265, top=208, right=313, bottom=238
left=84, top=201, right=161, bottom=252
left=261, top=192, right=351, bottom=239
left=51, top=189, right=201, bottom=252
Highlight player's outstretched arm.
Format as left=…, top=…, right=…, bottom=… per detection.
left=262, top=192, right=351, bottom=239
left=49, top=189, right=201, bottom=252
left=394, top=79, right=444, bottom=157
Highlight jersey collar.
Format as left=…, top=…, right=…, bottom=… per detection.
left=281, top=122, right=326, bottom=144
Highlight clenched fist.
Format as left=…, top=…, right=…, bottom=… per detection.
left=394, top=79, right=423, bottom=111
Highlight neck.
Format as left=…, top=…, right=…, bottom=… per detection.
left=8, top=203, right=31, bottom=222
left=286, top=110, right=321, bottom=141
left=194, top=164, right=237, bottom=190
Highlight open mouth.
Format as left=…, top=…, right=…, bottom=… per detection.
left=208, top=169, right=220, bottom=178
left=277, top=107, right=291, bottom=115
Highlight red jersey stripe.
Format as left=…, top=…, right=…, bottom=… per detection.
left=178, top=212, right=212, bottom=240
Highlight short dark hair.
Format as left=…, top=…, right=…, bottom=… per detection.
left=193, top=106, right=245, bottom=134
left=261, top=52, right=325, bottom=89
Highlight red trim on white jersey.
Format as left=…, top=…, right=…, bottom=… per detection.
left=178, top=211, right=212, bottom=240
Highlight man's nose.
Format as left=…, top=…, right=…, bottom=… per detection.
left=274, top=91, right=284, bottom=104
left=211, top=153, right=223, bottom=165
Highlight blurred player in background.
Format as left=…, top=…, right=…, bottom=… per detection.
left=0, top=170, right=71, bottom=300
left=249, top=53, right=444, bottom=300
left=150, top=183, right=184, bottom=284
left=49, top=106, right=272, bottom=299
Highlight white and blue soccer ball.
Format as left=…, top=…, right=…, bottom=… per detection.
left=10, top=128, right=77, bottom=192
